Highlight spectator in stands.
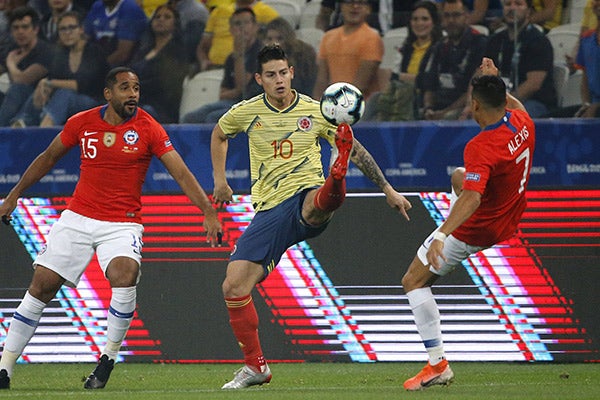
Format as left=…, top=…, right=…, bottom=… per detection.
left=581, top=0, right=598, bottom=31
left=129, top=4, right=188, bottom=123
left=39, top=0, right=88, bottom=43
left=182, top=7, right=262, bottom=123
left=0, top=0, right=29, bottom=73
left=483, top=0, right=556, bottom=117
left=11, top=10, right=109, bottom=127
left=367, top=0, right=443, bottom=121
left=529, top=0, right=562, bottom=32
left=574, top=0, right=600, bottom=118
left=0, top=6, right=53, bottom=126
left=168, top=0, right=209, bottom=63
left=317, top=0, right=418, bottom=34
left=566, top=0, right=596, bottom=70
left=433, top=0, right=505, bottom=28
left=195, top=0, right=278, bottom=72
left=417, top=0, right=487, bottom=120
left=313, top=0, right=383, bottom=100
left=84, top=0, right=147, bottom=66
left=264, top=17, right=317, bottom=95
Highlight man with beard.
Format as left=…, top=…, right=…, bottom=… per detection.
left=417, top=0, right=487, bottom=119
left=0, top=67, right=222, bottom=390
left=483, top=0, right=556, bottom=118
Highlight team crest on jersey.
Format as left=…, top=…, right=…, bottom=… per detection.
left=297, top=116, right=312, bottom=131
left=103, top=132, right=116, bottom=147
left=123, top=130, right=139, bottom=145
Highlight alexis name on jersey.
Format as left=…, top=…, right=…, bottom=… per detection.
left=508, top=125, right=530, bottom=155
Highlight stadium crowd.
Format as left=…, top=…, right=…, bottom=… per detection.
left=0, top=0, right=597, bottom=127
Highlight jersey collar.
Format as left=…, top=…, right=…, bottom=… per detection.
left=483, top=111, right=515, bottom=132
left=262, top=89, right=300, bottom=113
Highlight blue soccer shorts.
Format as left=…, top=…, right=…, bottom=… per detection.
left=229, top=189, right=329, bottom=279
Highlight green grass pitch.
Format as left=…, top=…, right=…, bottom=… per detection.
left=2, top=362, right=600, bottom=399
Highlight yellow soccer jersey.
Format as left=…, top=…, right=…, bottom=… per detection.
left=219, top=91, right=337, bottom=212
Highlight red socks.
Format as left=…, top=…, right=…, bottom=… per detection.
left=313, top=175, right=347, bottom=212
left=225, top=295, right=266, bottom=371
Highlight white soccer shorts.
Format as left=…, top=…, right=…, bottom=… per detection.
left=34, top=210, right=143, bottom=287
left=417, top=227, right=487, bottom=276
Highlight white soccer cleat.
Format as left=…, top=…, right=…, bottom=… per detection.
left=221, top=365, right=272, bottom=389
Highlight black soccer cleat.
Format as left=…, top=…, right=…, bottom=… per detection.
left=83, top=355, right=114, bottom=389
left=0, top=369, right=10, bottom=389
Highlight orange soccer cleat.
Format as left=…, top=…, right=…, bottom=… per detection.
left=403, top=359, right=454, bottom=391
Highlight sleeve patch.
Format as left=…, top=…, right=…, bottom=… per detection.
left=465, top=172, right=481, bottom=182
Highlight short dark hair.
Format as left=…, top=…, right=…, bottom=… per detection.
left=471, top=75, right=507, bottom=109
left=257, top=44, right=288, bottom=73
left=106, top=67, right=137, bottom=88
left=8, top=6, right=40, bottom=27
left=57, top=10, right=83, bottom=26
left=230, top=7, right=256, bottom=23
left=441, top=0, right=467, bottom=11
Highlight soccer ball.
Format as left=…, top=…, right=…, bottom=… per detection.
left=320, top=82, right=365, bottom=126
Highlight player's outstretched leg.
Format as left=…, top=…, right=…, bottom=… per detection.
left=83, top=354, right=115, bottom=389
left=403, top=359, right=454, bottom=391
left=330, top=122, right=354, bottom=181
left=313, top=123, right=353, bottom=212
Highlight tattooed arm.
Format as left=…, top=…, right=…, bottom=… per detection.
left=350, top=139, right=412, bottom=221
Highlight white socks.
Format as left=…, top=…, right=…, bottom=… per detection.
left=406, top=287, right=445, bottom=366
left=104, top=286, right=136, bottom=360
left=0, top=287, right=137, bottom=375
left=0, top=291, right=47, bottom=376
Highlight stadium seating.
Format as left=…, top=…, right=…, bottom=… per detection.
left=299, top=0, right=321, bottom=29
left=560, top=69, right=583, bottom=108
left=567, top=0, right=588, bottom=24
left=296, top=27, right=324, bottom=51
left=546, top=24, right=580, bottom=64
left=381, top=26, right=408, bottom=70
left=178, top=69, right=224, bottom=123
left=0, top=73, right=9, bottom=94
left=552, top=63, right=570, bottom=107
left=263, top=0, right=302, bottom=28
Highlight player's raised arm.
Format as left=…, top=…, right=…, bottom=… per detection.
left=479, top=57, right=526, bottom=112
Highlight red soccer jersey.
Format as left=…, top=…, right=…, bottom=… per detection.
left=453, top=109, right=535, bottom=247
left=60, top=105, right=173, bottom=223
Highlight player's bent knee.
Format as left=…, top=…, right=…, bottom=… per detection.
left=222, top=278, right=251, bottom=298
left=402, top=273, right=420, bottom=293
